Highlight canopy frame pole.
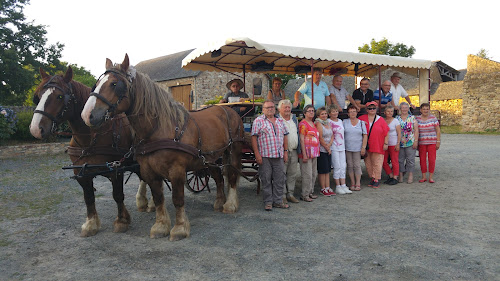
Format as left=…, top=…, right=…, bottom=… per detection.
left=378, top=65, right=382, bottom=115
left=310, top=59, right=314, bottom=108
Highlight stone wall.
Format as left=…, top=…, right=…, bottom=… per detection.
left=0, top=142, right=69, bottom=159
left=430, top=99, right=462, bottom=126
left=462, top=55, right=500, bottom=132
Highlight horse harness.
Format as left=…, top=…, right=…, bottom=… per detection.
left=33, top=76, right=76, bottom=133
left=90, top=69, right=134, bottom=121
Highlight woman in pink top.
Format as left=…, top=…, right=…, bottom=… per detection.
left=416, top=103, right=441, bottom=183
left=298, top=105, right=320, bottom=202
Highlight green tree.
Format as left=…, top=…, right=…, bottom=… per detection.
left=476, top=49, right=490, bottom=59
left=358, top=38, right=416, bottom=58
left=24, top=62, right=96, bottom=106
left=0, top=0, right=64, bottom=105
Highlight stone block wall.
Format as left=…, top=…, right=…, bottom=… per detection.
left=430, top=99, right=462, bottom=126
left=0, top=142, right=69, bottom=159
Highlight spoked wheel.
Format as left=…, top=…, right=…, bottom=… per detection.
left=185, top=169, right=211, bottom=193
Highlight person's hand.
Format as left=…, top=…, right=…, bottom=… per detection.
left=302, top=155, right=308, bottom=163
left=361, top=147, right=366, bottom=156
left=412, top=141, right=418, bottom=149
left=239, top=98, right=248, bottom=102
left=284, top=151, right=288, bottom=163
left=410, top=103, right=416, bottom=109
left=293, top=100, right=300, bottom=108
left=395, top=146, right=400, bottom=152
left=220, top=99, right=227, bottom=103
left=383, top=144, right=388, bottom=151
left=327, top=148, right=331, bottom=155
left=255, top=154, right=263, bottom=165
left=356, top=105, right=361, bottom=112
left=436, top=142, right=440, bottom=150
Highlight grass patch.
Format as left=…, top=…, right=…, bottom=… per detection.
left=441, top=125, right=500, bottom=135
left=0, top=192, right=64, bottom=221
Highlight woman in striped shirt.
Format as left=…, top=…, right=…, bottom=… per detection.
left=416, top=103, right=441, bottom=183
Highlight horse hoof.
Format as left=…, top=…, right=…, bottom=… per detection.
left=222, top=202, right=237, bottom=214
left=113, top=221, right=129, bottom=233
left=169, top=225, right=190, bottom=241
left=80, top=229, right=98, bottom=237
left=137, top=206, right=148, bottom=212
left=81, top=217, right=100, bottom=237
left=149, top=222, right=170, bottom=238
left=146, top=206, right=155, bottom=213
left=214, top=199, right=225, bottom=212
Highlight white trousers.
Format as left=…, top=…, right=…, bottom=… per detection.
left=331, top=150, right=346, bottom=179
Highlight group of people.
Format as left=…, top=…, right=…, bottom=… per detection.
left=249, top=70, right=441, bottom=211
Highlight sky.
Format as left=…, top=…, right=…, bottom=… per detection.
left=24, top=0, right=499, bottom=77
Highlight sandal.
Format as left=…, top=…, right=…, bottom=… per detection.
left=273, top=202, right=290, bottom=209
left=353, top=185, right=361, bottom=191
left=264, top=203, right=273, bottom=211
left=300, top=196, right=313, bottom=202
left=309, top=194, right=318, bottom=199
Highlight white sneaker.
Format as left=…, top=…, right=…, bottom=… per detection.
left=342, top=185, right=352, bottom=194
left=335, top=185, right=346, bottom=195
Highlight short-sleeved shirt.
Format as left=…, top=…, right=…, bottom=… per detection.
left=343, top=119, right=367, bottom=152
left=328, top=85, right=349, bottom=109
left=329, top=119, right=345, bottom=152
left=352, top=88, right=374, bottom=105
left=298, top=120, right=320, bottom=158
left=359, top=114, right=389, bottom=155
left=373, top=89, right=393, bottom=105
left=297, top=81, right=330, bottom=109
left=416, top=115, right=439, bottom=145
left=397, top=115, right=417, bottom=147
left=316, top=122, right=333, bottom=153
left=251, top=115, right=289, bottom=158
left=386, top=118, right=400, bottom=146
left=390, top=83, right=408, bottom=106
left=223, top=91, right=249, bottom=102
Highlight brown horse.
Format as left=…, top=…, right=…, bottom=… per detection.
left=81, top=54, right=244, bottom=241
left=30, top=66, right=152, bottom=237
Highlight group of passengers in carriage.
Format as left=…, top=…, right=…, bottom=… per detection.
left=228, top=68, right=441, bottom=212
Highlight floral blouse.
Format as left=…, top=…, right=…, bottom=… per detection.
left=298, top=120, right=320, bottom=159
left=397, top=115, right=416, bottom=147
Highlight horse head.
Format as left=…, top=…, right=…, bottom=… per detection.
left=30, top=67, right=76, bottom=139
left=82, top=54, right=134, bottom=128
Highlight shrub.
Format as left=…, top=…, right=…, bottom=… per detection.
left=12, top=110, right=35, bottom=141
left=0, top=106, right=17, bottom=142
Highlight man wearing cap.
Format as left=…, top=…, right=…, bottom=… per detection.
left=390, top=72, right=416, bottom=110
left=220, top=78, right=250, bottom=116
left=373, top=80, right=395, bottom=109
left=293, top=68, right=331, bottom=109
left=329, top=75, right=360, bottom=112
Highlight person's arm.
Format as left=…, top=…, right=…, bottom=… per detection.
left=283, top=134, right=289, bottom=163
left=220, top=92, right=229, bottom=103
left=300, top=133, right=308, bottom=162
left=412, top=119, right=419, bottom=149
left=330, top=94, right=341, bottom=109
left=361, top=133, right=368, bottom=156
left=294, top=91, right=302, bottom=108
left=435, top=121, right=441, bottom=150
left=267, top=90, right=273, bottom=101
left=383, top=133, right=389, bottom=151
left=251, top=135, right=262, bottom=165
left=404, top=96, right=415, bottom=109
left=395, top=124, right=401, bottom=151
left=316, top=122, right=328, bottom=150
left=347, top=95, right=360, bottom=111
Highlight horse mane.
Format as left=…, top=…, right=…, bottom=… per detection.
left=129, top=69, right=188, bottom=130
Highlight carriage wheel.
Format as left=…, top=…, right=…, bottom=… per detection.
left=185, top=169, right=210, bottom=193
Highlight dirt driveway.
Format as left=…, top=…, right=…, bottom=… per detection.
left=0, top=134, right=499, bottom=280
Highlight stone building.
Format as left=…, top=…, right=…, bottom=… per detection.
left=135, top=50, right=269, bottom=110
left=462, top=55, right=500, bottom=132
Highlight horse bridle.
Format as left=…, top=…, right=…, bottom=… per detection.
left=33, top=76, right=75, bottom=133
left=90, top=69, right=133, bottom=121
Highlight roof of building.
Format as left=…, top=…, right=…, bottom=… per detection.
left=135, top=49, right=201, bottom=82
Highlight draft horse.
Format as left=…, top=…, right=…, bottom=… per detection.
left=30, top=66, right=152, bottom=237
left=82, top=54, right=244, bottom=241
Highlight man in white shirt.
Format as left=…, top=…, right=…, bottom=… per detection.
left=390, top=72, right=416, bottom=110
left=329, top=75, right=359, bottom=111
left=278, top=99, right=300, bottom=204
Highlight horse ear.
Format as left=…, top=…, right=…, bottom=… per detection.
left=120, top=54, right=130, bottom=73
left=106, top=58, right=113, bottom=70
left=40, top=67, right=49, bottom=80
left=63, top=66, right=73, bottom=83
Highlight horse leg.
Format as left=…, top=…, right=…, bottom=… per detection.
left=136, top=180, right=154, bottom=212
left=111, top=172, right=131, bottom=233
left=223, top=143, right=242, bottom=214
left=209, top=166, right=226, bottom=212
left=149, top=179, right=172, bottom=238
left=169, top=175, right=190, bottom=241
left=77, top=177, right=101, bottom=237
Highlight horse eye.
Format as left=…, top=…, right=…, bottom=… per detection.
left=57, top=95, right=63, bottom=99
left=111, top=82, right=117, bottom=87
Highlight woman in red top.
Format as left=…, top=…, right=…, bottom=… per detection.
left=358, top=101, right=389, bottom=188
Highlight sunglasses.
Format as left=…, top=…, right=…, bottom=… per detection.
left=367, top=107, right=377, bottom=110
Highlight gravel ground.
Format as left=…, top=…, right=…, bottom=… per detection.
left=0, top=134, right=499, bottom=280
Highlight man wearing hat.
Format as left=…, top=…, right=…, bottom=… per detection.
left=390, top=72, right=415, bottom=110
left=220, top=78, right=250, bottom=116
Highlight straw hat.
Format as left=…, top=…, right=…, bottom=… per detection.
left=226, top=79, right=244, bottom=90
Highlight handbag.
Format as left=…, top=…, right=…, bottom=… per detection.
left=365, top=116, right=376, bottom=151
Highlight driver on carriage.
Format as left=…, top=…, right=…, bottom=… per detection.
left=220, top=79, right=253, bottom=116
